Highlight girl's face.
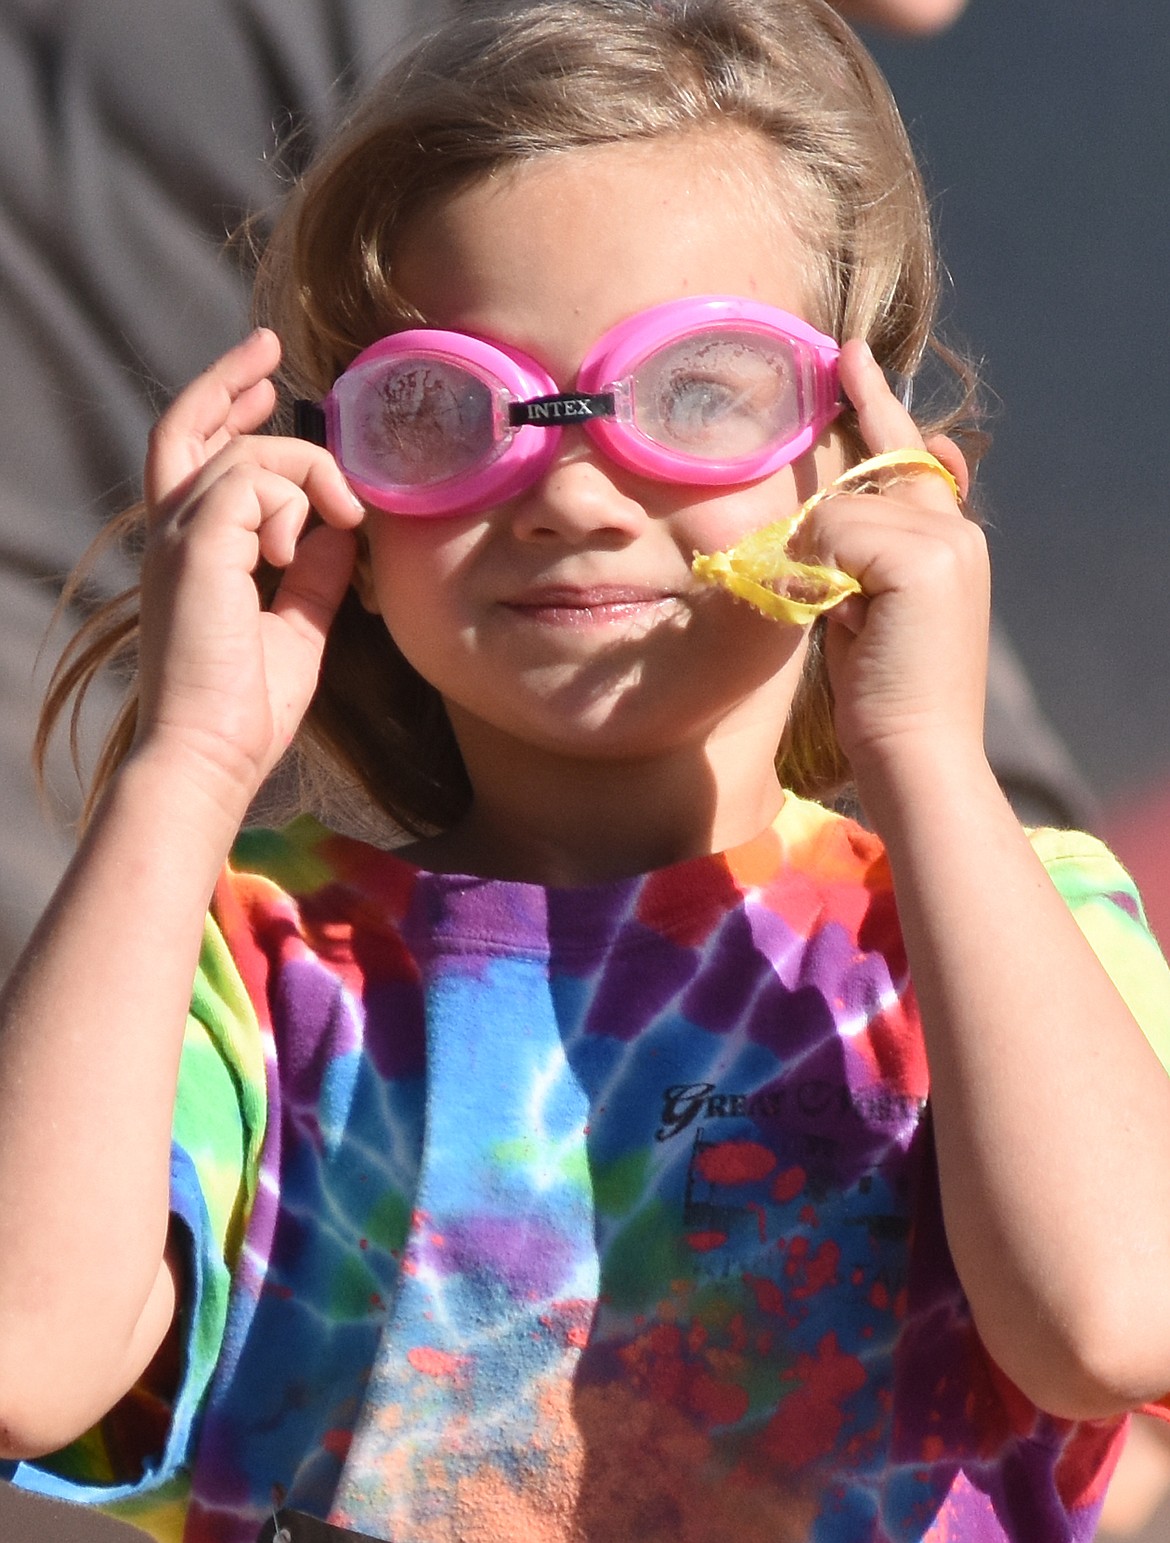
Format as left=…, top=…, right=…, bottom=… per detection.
left=356, top=132, right=844, bottom=772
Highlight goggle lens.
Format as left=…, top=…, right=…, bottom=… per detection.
left=333, top=352, right=501, bottom=491
left=629, top=330, right=804, bottom=462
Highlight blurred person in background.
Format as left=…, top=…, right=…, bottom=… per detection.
left=0, top=0, right=445, bottom=989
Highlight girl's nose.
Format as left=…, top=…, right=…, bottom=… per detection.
left=508, top=444, right=647, bottom=544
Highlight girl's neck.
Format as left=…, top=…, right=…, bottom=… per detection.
left=399, top=725, right=786, bottom=887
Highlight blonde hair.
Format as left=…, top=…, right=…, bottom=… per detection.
left=42, top=0, right=976, bottom=835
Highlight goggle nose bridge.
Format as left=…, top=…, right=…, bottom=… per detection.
left=506, top=391, right=617, bottom=428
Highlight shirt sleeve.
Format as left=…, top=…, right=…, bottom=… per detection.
left=1029, top=827, right=1170, bottom=1424
left=1029, top=826, right=1170, bottom=1074
left=1, top=909, right=268, bottom=1533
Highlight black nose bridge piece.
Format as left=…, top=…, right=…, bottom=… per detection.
left=507, top=391, right=615, bottom=428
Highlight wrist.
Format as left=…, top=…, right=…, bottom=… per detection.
left=106, top=736, right=257, bottom=870
left=849, top=730, right=1005, bottom=841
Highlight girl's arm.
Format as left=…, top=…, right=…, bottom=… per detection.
left=815, top=342, right=1170, bottom=1420
left=0, top=330, right=363, bottom=1458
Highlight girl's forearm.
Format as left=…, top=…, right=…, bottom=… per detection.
left=860, top=745, right=1170, bottom=1419
left=0, top=746, right=248, bottom=1457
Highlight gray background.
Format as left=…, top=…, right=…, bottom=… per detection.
left=867, top=1, right=1170, bottom=808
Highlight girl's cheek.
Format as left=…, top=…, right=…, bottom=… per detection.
left=690, top=435, right=848, bottom=552
left=365, top=516, right=476, bottom=586
left=684, top=478, right=805, bottom=554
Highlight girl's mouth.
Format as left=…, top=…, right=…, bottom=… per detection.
left=502, top=585, right=685, bottom=627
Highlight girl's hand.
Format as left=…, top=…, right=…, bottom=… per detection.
left=799, top=340, right=989, bottom=799
left=134, top=329, right=365, bottom=813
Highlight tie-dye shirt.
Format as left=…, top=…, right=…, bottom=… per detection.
left=8, top=795, right=1170, bottom=1543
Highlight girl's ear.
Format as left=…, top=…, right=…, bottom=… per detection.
left=923, top=432, right=971, bottom=503
left=351, top=528, right=382, bottom=614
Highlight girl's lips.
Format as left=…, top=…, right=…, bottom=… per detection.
left=501, top=585, right=685, bottom=625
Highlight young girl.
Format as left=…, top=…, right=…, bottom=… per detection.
left=2, top=2, right=1169, bottom=1541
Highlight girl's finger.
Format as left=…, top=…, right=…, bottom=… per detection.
left=269, top=524, right=360, bottom=653
left=166, top=438, right=365, bottom=541
left=838, top=341, right=963, bottom=512
left=174, top=464, right=317, bottom=570
left=838, top=340, right=924, bottom=454
left=144, top=330, right=283, bottom=512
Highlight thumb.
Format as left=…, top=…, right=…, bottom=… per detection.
left=268, top=524, right=360, bottom=655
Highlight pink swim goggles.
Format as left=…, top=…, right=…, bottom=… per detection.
left=295, top=295, right=842, bottom=518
